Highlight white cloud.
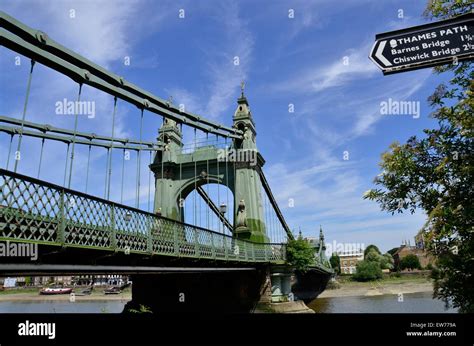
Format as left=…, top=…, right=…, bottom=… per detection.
left=168, top=2, right=254, bottom=121
left=350, top=73, right=431, bottom=138
left=263, top=156, right=427, bottom=252
left=272, top=42, right=379, bottom=95
left=0, top=0, right=164, bottom=197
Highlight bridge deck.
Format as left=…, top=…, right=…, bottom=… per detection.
left=0, top=169, right=286, bottom=264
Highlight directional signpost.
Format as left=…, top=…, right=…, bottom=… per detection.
left=370, top=12, right=474, bottom=75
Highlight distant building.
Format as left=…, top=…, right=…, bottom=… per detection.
left=0, top=276, right=73, bottom=287
left=337, top=249, right=364, bottom=274
left=393, top=238, right=435, bottom=269
left=32, top=276, right=73, bottom=286
left=73, top=275, right=128, bottom=286
left=0, top=275, right=128, bottom=288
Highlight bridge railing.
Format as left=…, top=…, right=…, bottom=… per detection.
left=0, top=169, right=286, bottom=263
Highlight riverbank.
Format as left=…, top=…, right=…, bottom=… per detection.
left=319, top=275, right=433, bottom=298
left=0, top=288, right=131, bottom=302
left=0, top=275, right=433, bottom=304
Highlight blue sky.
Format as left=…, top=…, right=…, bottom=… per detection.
left=0, top=0, right=454, bottom=253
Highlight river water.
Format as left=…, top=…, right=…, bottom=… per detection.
left=0, top=299, right=129, bottom=313
left=308, top=291, right=457, bottom=313
left=0, top=292, right=457, bottom=313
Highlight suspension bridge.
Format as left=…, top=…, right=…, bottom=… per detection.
left=0, top=11, right=332, bottom=312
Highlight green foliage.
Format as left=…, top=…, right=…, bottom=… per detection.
left=364, top=0, right=474, bottom=313
left=364, top=245, right=394, bottom=270
left=128, top=304, right=153, bottom=314
left=353, top=260, right=383, bottom=281
left=364, top=245, right=381, bottom=258
left=365, top=249, right=381, bottom=262
left=286, top=238, right=315, bottom=272
left=423, top=0, right=473, bottom=19
left=329, top=253, right=341, bottom=274
left=380, top=253, right=395, bottom=270
left=400, top=254, right=422, bottom=270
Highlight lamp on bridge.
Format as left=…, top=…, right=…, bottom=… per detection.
left=219, top=203, right=227, bottom=233
left=124, top=212, right=132, bottom=223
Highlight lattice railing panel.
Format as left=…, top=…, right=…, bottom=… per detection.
left=0, top=169, right=286, bottom=263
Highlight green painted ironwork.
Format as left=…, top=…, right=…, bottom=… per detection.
left=0, top=169, right=286, bottom=263
left=0, top=11, right=242, bottom=139
left=0, top=116, right=162, bottom=151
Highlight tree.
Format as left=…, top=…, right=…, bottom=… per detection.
left=353, top=260, right=382, bottom=281
left=364, top=0, right=474, bottom=313
left=364, top=245, right=381, bottom=258
left=400, top=254, right=422, bottom=271
left=329, top=253, right=341, bottom=274
left=365, top=248, right=382, bottom=263
left=380, top=253, right=395, bottom=271
left=286, top=237, right=315, bottom=272
left=364, top=245, right=394, bottom=270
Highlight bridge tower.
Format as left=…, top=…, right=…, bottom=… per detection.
left=231, top=87, right=267, bottom=242
left=150, top=89, right=268, bottom=243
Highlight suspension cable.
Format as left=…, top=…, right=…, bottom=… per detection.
left=104, top=147, right=110, bottom=198
left=67, top=83, right=83, bottom=188
left=136, top=109, right=144, bottom=209
left=216, top=134, right=220, bottom=233
left=179, top=123, right=183, bottom=221
left=14, top=60, right=35, bottom=173
left=63, top=143, right=70, bottom=187
left=5, top=133, right=13, bottom=170
left=264, top=189, right=269, bottom=240
left=160, top=116, right=165, bottom=214
left=225, top=137, right=229, bottom=235
left=272, top=199, right=277, bottom=242
left=106, top=96, right=118, bottom=200
left=85, top=143, right=92, bottom=193
left=194, top=128, right=197, bottom=226
left=148, top=150, right=152, bottom=212
left=206, top=132, right=210, bottom=229
left=233, top=140, right=237, bottom=234
left=37, top=138, right=45, bottom=178
left=120, top=148, right=125, bottom=204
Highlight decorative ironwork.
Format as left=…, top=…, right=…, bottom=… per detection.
left=0, top=169, right=286, bottom=263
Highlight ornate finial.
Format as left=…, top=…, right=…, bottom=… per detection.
left=240, top=80, right=245, bottom=97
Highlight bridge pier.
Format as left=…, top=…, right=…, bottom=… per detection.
left=270, top=267, right=293, bottom=303
left=123, top=267, right=270, bottom=314
left=256, top=267, right=316, bottom=313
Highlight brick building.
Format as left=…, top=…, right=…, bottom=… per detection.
left=337, top=249, right=364, bottom=274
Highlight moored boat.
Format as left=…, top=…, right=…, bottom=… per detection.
left=104, top=286, right=121, bottom=295
left=39, top=287, right=73, bottom=295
